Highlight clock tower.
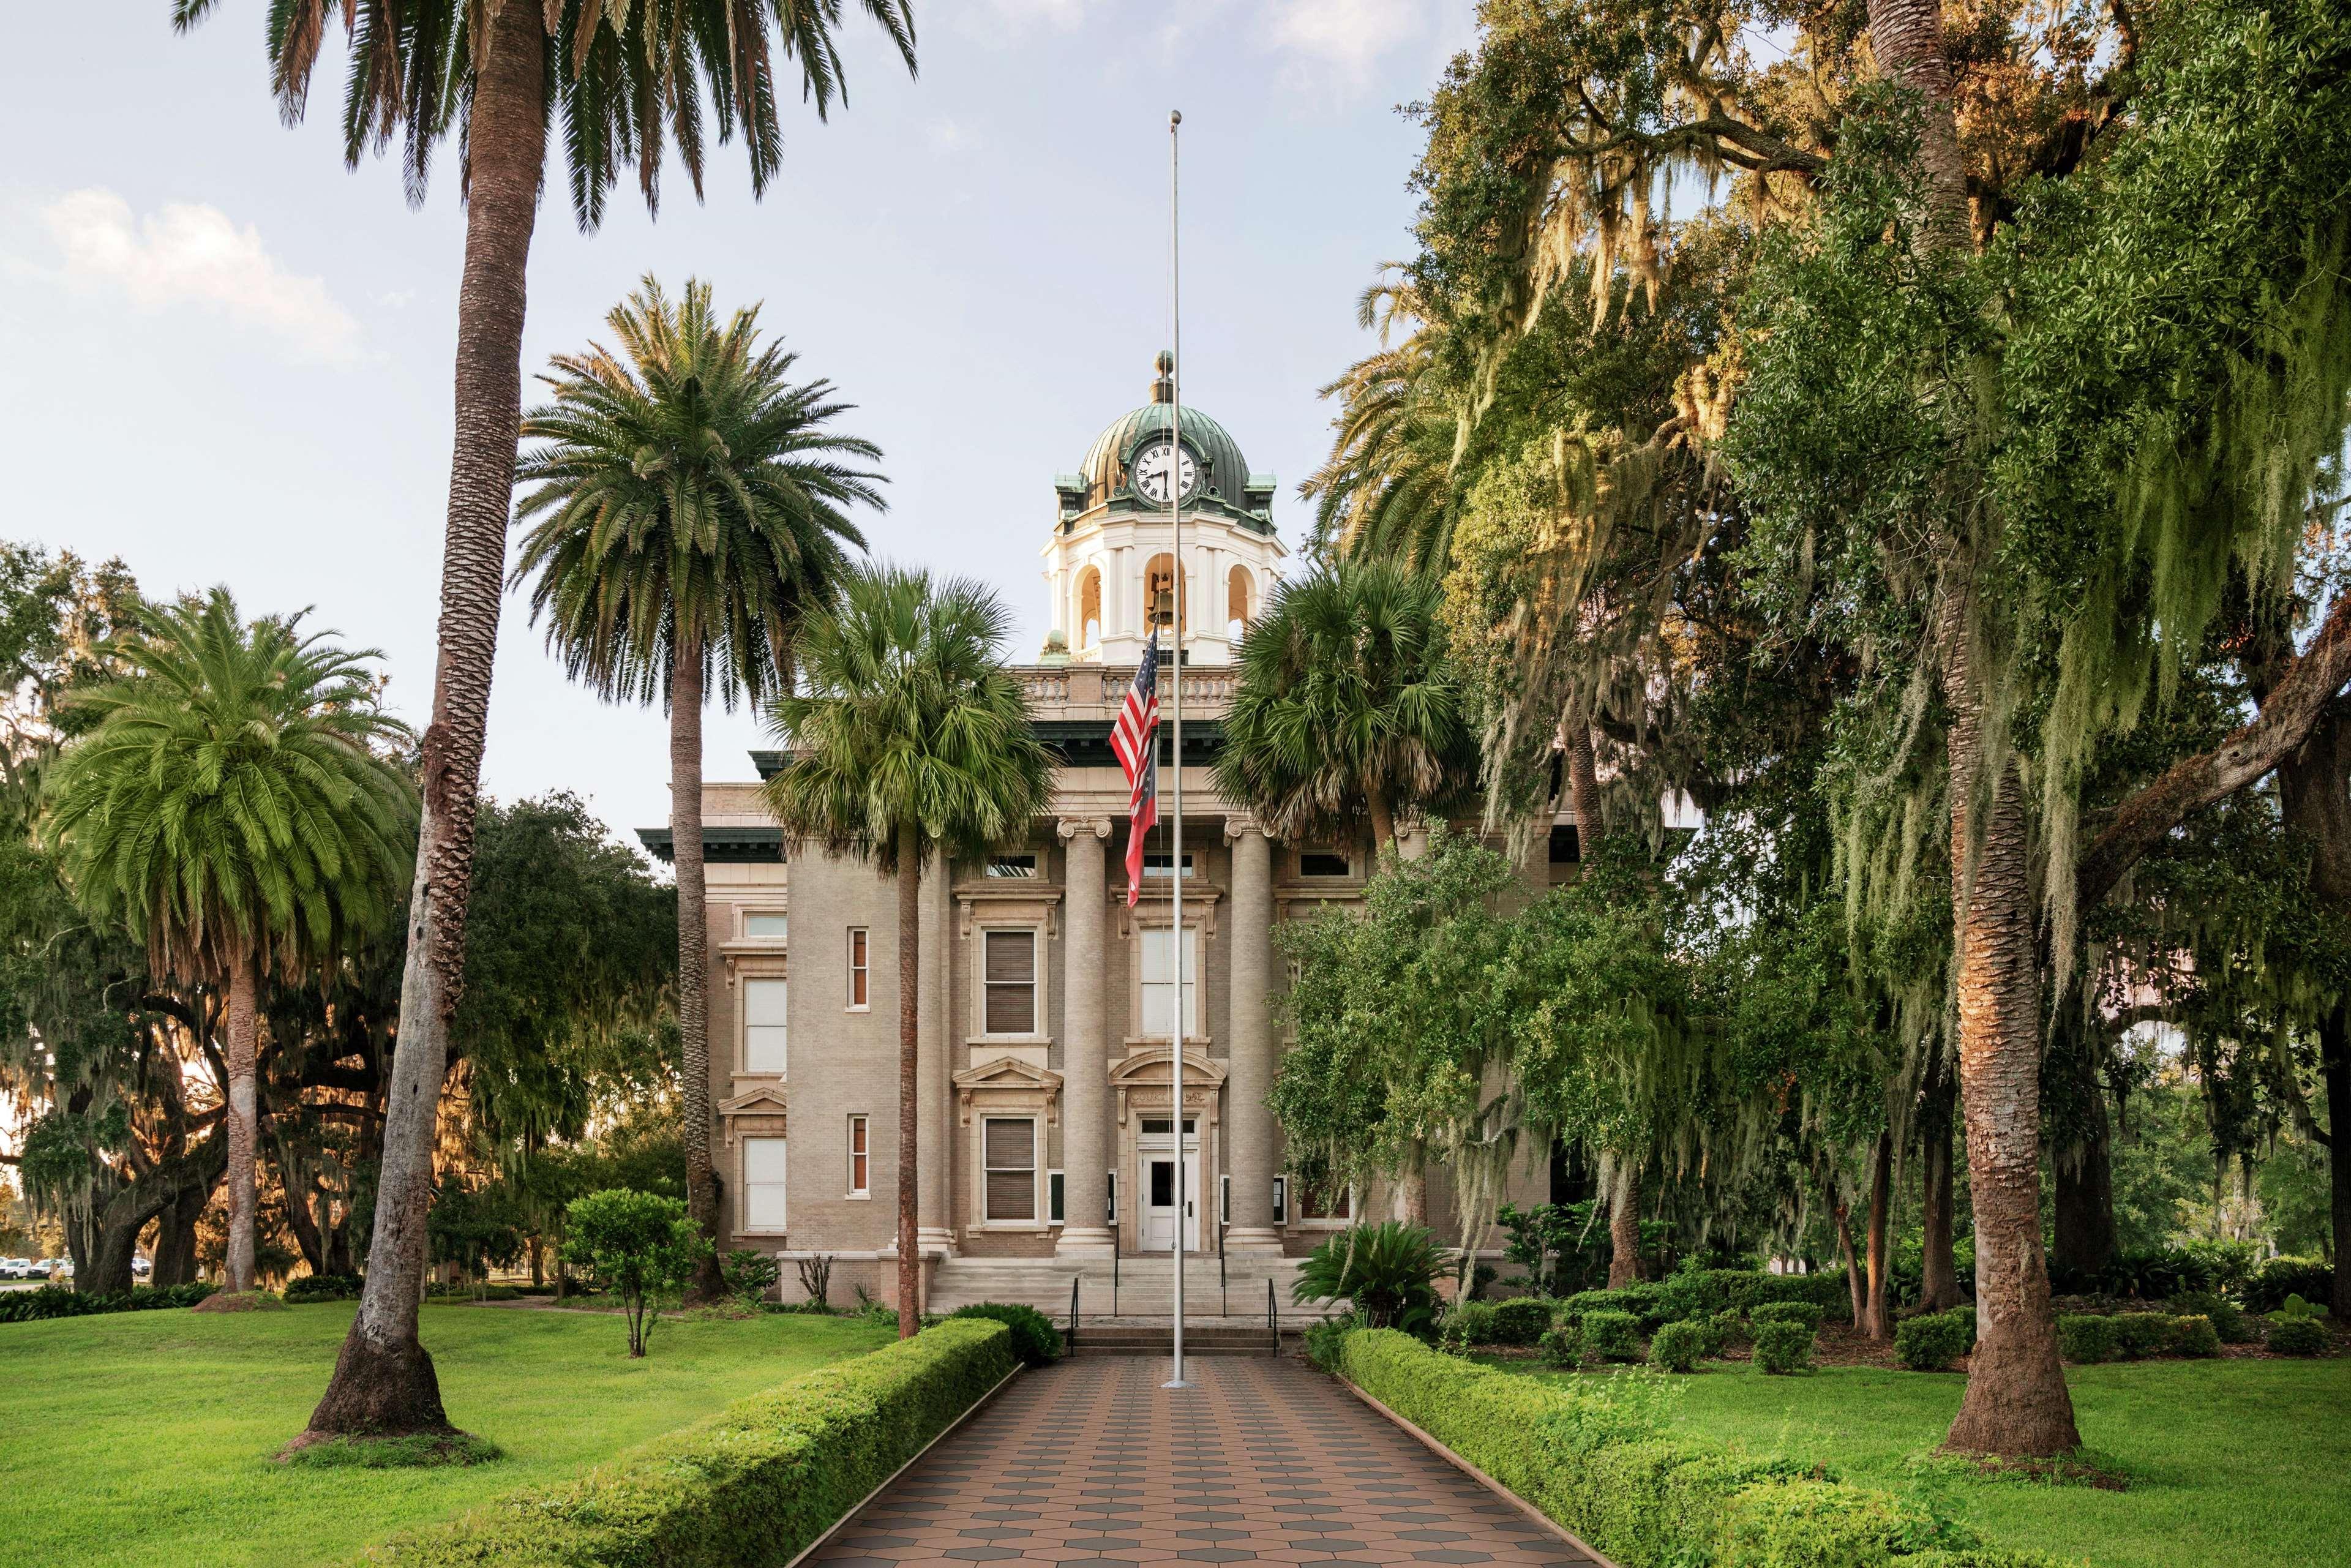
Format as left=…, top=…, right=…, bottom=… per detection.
left=1039, top=350, right=1286, bottom=666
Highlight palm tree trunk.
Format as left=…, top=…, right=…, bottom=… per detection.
left=1607, top=1158, right=1643, bottom=1288
left=1919, top=1067, right=1963, bottom=1311
left=896, top=820, right=923, bottom=1338
left=1863, top=1129, right=1894, bottom=1339
left=1567, top=721, right=1602, bottom=860
left=1367, top=789, right=1397, bottom=860
left=671, top=629, right=726, bottom=1305
left=306, top=0, right=546, bottom=1442
left=223, top=956, right=260, bottom=1296
left=1940, top=583, right=2080, bottom=1456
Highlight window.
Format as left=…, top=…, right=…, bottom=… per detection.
left=1548, top=825, right=1581, bottom=865
left=1106, top=1171, right=1117, bottom=1224
left=743, top=978, right=788, bottom=1075
left=847, top=928, right=869, bottom=1008
left=847, top=1115, right=869, bottom=1197
left=983, top=929, right=1038, bottom=1034
left=1296, top=1177, right=1352, bottom=1222
left=1272, top=1174, right=1289, bottom=1225
left=743, top=1137, right=787, bottom=1232
left=1049, top=1169, right=1066, bottom=1225
left=1299, top=850, right=1351, bottom=878
left=1139, top=928, right=1200, bottom=1038
left=1142, top=552, right=1185, bottom=634
left=743, top=910, right=789, bottom=940
left=1218, top=1172, right=1231, bottom=1226
left=1141, top=852, right=1195, bottom=879
left=1226, top=565, right=1253, bottom=640
left=1078, top=568, right=1102, bottom=650
left=986, top=854, right=1038, bottom=879
left=983, top=1118, right=1037, bottom=1222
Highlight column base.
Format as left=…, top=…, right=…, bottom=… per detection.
left=916, top=1226, right=958, bottom=1258
left=1221, top=1227, right=1284, bottom=1255
left=1055, top=1226, right=1117, bottom=1257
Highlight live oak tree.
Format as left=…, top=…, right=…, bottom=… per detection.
left=512, top=276, right=880, bottom=1300
left=761, top=566, right=1051, bottom=1336
left=173, top=0, right=916, bottom=1441
left=42, top=593, right=413, bottom=1300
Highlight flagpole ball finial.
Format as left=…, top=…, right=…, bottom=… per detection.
left=1171, top=109, right=1182, bottom=127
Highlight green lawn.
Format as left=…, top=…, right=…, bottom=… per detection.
left=0, top=1301, right=894, bottom=1567
left=1492, top=1356, right=2351, bottom=1568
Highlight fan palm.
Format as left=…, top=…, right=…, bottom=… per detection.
left=173, top=0, right=915, bottom=1440
left=512, top=276, right=883, bottom=1297
left=42, top=591, right=414, bottom=1299
left=1215, top=560, right=1476, bottom=855
left=1299, top=280, right=1462, bottom=573
left=761, top=566, right=1052, bottom=1335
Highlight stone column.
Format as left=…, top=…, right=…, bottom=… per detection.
left=916, top=857, right=956, bottom=1256
left=1223, top=818, right=1283, bottom=1252
left=1056, top=817, right=1117, bottom=1255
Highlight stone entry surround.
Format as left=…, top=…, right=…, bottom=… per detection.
left=807, top=1356, right=1597, bottom=1567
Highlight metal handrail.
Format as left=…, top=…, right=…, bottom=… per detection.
left=1267, top=1276, right=1278, bottom=1358
left=1068, top=1275, right=1079, bottom=1358
left=1112, top=1245, right=1120, bottom=1318
left=1218, top=1224, right=1228, bottom=1318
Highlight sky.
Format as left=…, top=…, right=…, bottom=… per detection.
left=0, top=0, right=1477, bottom=846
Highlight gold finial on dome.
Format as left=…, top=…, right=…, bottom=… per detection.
left=1150, top=349, right=1175, bottom=405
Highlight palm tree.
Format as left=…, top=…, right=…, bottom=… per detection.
left=173, top=0, right=915, bottom=1441
left=511, top=276, right=883, bottom=1299
left=42, top=591, right=414, bottom=1300
left=761, top=566, right=1052, bottom=1336
left=1214, top=560, right=1476, bottom=856
left=1299, top=279, right=1462, bottom=573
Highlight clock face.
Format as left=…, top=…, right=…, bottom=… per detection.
left=1131, top=440, right=1199, bottom=504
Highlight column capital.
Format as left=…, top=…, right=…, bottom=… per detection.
left=1222, top=814, right=1265, bottom=844
left=1057, top=816, right=1114, bottom=842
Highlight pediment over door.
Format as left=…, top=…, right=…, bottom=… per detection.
left=1108, top=1046, right=1225, bottom=1128
left=953, top=1055, right=1063, bottom=1125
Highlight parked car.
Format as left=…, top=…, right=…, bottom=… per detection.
left=0, top=1259, right=28, bottom=1280
left=25, top=1258, right=53, bottom=1278
left=131, top=1256, right=152, bottom=1278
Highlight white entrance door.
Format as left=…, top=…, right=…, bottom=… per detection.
left=1138, top=1120, right=1201, bottom=1253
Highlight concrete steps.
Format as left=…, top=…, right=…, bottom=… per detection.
left=927, top=1253, right=1333, bottom=1322
left=1066, top=1322, right=1305, bottom=1357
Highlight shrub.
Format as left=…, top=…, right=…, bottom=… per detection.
left=1490, top=1296, right=1554, bottom=1345
left=2170, top=1315, right=2219, bottom=1358
left=1697, top=1309, right=1742, bottom=1357
left=1649, top=1266, right=1850, bottom=1323
left=719, top=1250, right=782, bottom=1310
left=368, top=1318, right=1016, bottom=1566
left=2049, top=1246, right=2216, bottom=1300
left=2243, top=1256, right=2333, bottom=1313
left=2110, top=1313, right=2174, bottom=1360
left=1538, top=1320, right=1583, bottom=1366
left=1330, top=1329, right=2052, bottom=1568
left=1748, top=1300, right=1826, bottom=1334
left=2057, top=1314, right=2119, bottom=1364
left=2266, top=1315, right=2328, bottom=1356
left=1303, top=1310, right=1358, bottom=1372
left=1440, top=1299, right=1499, bottom=1351
left=562, top=1188, right=712, bottom=1357
left=1648, top=1320, right=1708, bottom=1372
left=1894, top=1310, right=1974, bottom=1371
left=284, top=1274, right=364, bottom=1305
left=1292, top=1221, right=1446, bottom=1334
left=2169, top=1289, right=2251, bottom=1343
left=0, top=1281, right=217, bottom=1324
left=1752, top=1318, right=1815, bottom=1375
left=1582, top=1310, right=1644, bottom=1363
left=948, top=1302, right=1060, bottom=1366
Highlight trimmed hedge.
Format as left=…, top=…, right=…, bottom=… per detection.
left=1334, top=1329, right=2067, bottom=1568
left=0, top=1281, right=216, bottom=1324
left=1648, top=1320, right=1708, bottom=1372
left=2057, top=1312, right=2227, bottom=1364
left=1583, top=1310, right=1644, bottom=1363
left=367, top=1318, right=1018, bottom=1566
left=1749, top=1301, right=1826, bottom=1334
left=1491, top=1296, right=1556, bottom=1345
left=1893, top=1310, right=1974, bottom=1372
left=948, top=1302, right=1060, bottom=1365
left=2265, top=1315, right=2328, bottom=1356
left=1658, top=1268, right=1852, bottom=1322
left=285, top=1274, right=365, bottom=1304
left=1752, top=1319, right=1815, bottom=1375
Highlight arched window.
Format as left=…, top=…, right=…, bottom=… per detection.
left=1078, top=567, right=1103, bottom=650
left=1142, top=553, right=1185, bottom=636
left=1226, top=566, right=1253, bottom=641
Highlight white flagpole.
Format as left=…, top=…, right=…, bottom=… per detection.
left=1164, top=105, right=1190, bottom=1392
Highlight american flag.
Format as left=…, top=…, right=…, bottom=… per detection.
left=1111, top=628, right=1161, bottom=907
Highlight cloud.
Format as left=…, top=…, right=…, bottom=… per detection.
left=40, top=189, right=364, bottom=366
left=959, top=0, right=1100, bottom=37
left=928, top=118, right=978, bottom=154
left=1262, top=0, right=1431, bottom=88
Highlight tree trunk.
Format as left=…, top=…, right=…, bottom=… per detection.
left=1367, top=788, right=1397, bottom=861
left=1863, top=1129, right=1895, bottom=1339
left=1395, top=1149, right=1430, bottom=1226
left=307, top=0, right=545, bottom=1442
left=1864, top=0, right=1971, bottom=247
left=285, top=1170, right=328, bottom=1278
left=1607, top=1158, right=1644, bottom=1288
left=1919, top=1071, right=1963, bottom=1311
left=1568, top=721, right=1602, bottom=861
left=2051, top=1093, right=2118, bottom=1285
left=153, top=1178, right=208, bottom=1287
left=2274, top=703, right=2351, bottom=1316
left=672, top=630, right=726, bottom=1305
left=1940, top=582, right=2081, bottom=1455
left=896, top=820, right=923, bottom=1338
left=223, top=956, right=260, bottom=1296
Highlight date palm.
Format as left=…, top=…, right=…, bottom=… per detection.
left=42, top=591, right=413, bottom=1300
left=761, top=566, right=1052, bottom=1335
left=173, top=0, right=916, bottom=1441
left=512, top=276, right=882, bottom=1299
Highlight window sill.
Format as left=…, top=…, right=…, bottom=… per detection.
left=845, top=1004, right=871, bottom=1014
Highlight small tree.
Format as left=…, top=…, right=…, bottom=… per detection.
left=563, top=1189, right=708, bottom=1357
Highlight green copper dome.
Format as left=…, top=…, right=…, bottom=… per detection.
left=1063, top=351, right=1275, bottom=533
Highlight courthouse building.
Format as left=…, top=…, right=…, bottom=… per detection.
left=645, top=354, right=1565, bottom=1310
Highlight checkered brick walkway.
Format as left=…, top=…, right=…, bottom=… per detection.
left=808, top=1355, right=1598, bottom=1568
